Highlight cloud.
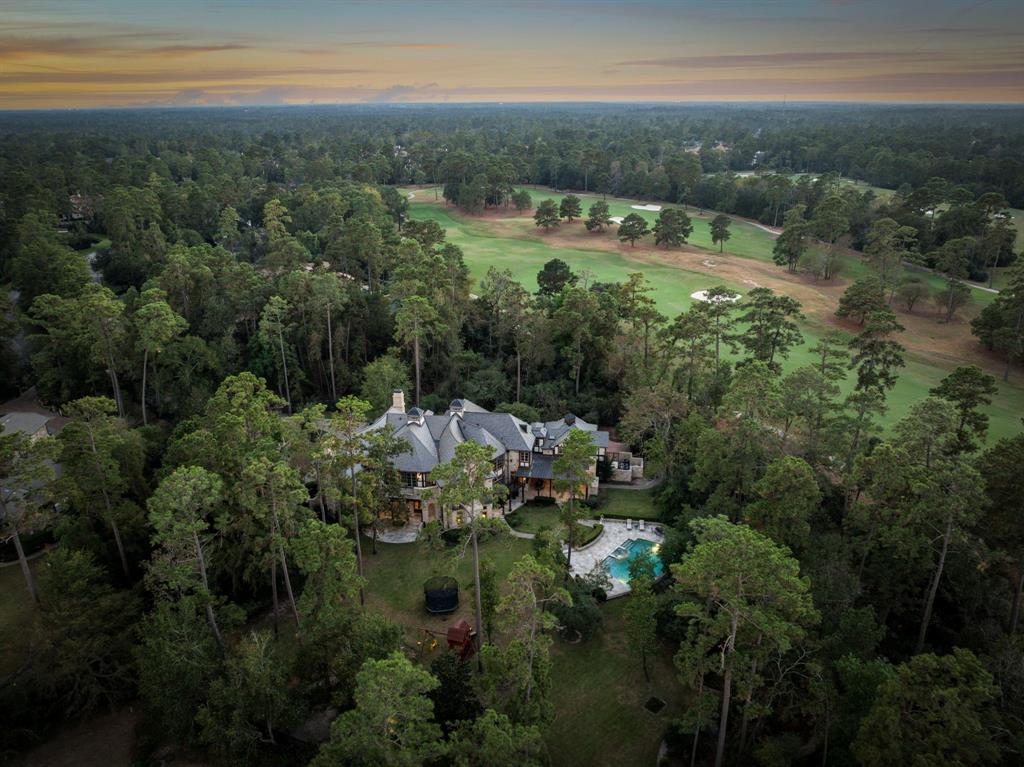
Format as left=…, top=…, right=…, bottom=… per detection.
left=365, top=83, right=440, bottom=103
left=617, top=51, right=947, bottom=69
left=0, top=34, right=252, bottom=60
left=0, top=66, right=371, bottom=85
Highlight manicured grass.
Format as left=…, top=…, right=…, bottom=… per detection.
left=402, top=188, right=1024, bottom=443
left=598, top=488, right=661, bottom=520
left=362, top=534, right=682, bottom=767
left=506, top=504, right=562, bottom=535
left=547, top=599, right=685, bottom=767
left=0, top=558, right=40, bottom=677
left=361, top=533, right=535, bottom=643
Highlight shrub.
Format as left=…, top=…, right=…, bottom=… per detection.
left=573, top=523, right=603, bottom=548
left=440, top=527, right=467, bottom=546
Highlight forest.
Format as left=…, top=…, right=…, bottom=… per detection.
left=1, top=104, right=1023, bottom=766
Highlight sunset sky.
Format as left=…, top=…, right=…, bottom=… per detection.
left=1, top=0, right=1022, bottom=109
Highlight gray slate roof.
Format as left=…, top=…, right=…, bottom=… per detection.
left=361, top=398, right=608, bottom=476
left=0, top=412, right=51, bottom=437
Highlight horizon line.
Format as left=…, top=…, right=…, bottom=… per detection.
left=3, top=99, right=1024, bottom=113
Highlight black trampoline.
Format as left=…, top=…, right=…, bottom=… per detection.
left=424, top=576, right=460, bottom=613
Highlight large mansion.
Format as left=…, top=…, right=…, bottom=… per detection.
left=361, top=391, right=639, bottom=528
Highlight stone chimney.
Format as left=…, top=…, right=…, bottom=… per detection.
left=390, top=389, right=406, bottom=413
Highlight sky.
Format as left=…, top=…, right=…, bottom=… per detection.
left=0, top=0, right=1022, bottom=109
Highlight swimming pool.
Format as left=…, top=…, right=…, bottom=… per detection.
left=602, top=538, right=664, bottom=582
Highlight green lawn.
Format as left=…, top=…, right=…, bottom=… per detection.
left=403, top=188, right=1024, bottom=443
left=0, top=558, right=40, bottom=677
left=361, top=534, right=679, bottom=767
left=547, top=599, right=684, bottom=767
left=506, top=503, right=562, bottom=535
left=362, top=533, right=535, bottom=643
left=598, top=488, right=661, bottom=520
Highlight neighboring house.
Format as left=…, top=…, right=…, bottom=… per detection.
left=0, top=412, right=56, bottom=441
left=361, top=391, right=610, bottom=528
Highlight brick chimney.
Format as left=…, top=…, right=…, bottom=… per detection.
left=389, top=389, right=406, bottom=413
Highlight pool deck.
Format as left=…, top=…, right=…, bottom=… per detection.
left=567, top=518, right=665, bottom=598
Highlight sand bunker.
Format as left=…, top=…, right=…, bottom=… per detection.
left=631, top=204, right=662, bottom=212
left=691, top=290, right=742, bottom=303
left=610, top=216, right=625, bottom=224
left=407, top=192, right=415, bottom=199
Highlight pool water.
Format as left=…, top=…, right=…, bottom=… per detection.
left=603, top=538, right=664, bottom=582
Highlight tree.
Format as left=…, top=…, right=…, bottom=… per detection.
left=134, top=288, right=186, bottom=425
left=558, top=194, right=582, bottom=222
left=864, top=217, right=917, bottom=299
left=146, top=466, right=226, bottom=645
left=58, top=396, right=142, bottom=578
left=0, top=431, right=57, bottom=603
left=733, top=287, right=803, bottom=369
left=449, top=709, right=546, bottom=767
left=290, top=517, right=364, bottom=678
left=536, top=258, right=575, bottom=295
left=742, top=456, right=820, bottom=552
left=979, top=432, right=1024, bottom=632
left=481, top=555, right=569, bottom=724
left=624, top=554, right=658, bottom=681
left=696, top=286, right=740, bottom=367
left=10, top=211, right=90, bottom=309
left=673, top=517, right=817, bottom=767
left=196, top=630, right=297, bottom=758
left=258, top=295, right=299, bottom=414
left=618, top=212, right=650, bottom=246
left=395, top=295, right=443, bottom=406
left=772, top=205, right=810, bottom=273
left=653, top=208, right=693, bottom=248
left=849, top=309, right=905, bottom=396
left=30, top=283, right=129, bottom=416
left=721, top=360, right=781, bottom=423
left=326, top=396, right=374, bottom=606
left=811, top=194, right=849, bottom=281
left=709, top=214, right=732, bottom=252
left=836, top=276, right=888, bottom=326
left=930, top=365, right=997, bottom=453
left=553, top=428, right=595, bottom=574
left=552, top=286, right=605, bottom=395
left=533, top=199, right=560, bottom=230
left=971, top=260, right=1024, bottom=381
left=432, top=441, right=509, bottom=665
left=894, top=277, right=930, bottom=313
left=33, top=548, right=141, bottom=715
left=310, top=271, right=348, bottom=402
left=429, top=651, right=483, bottom=734
left=585, top=199, right=612, bottom=232
left=312, top=652, right=446, bottom=767
left=136, top=596, right=225, bottom=743
left=852, top=649, right=999, bottom=766
left=237, top=456, right=310, bottom=632
left=512, top=189, right=533, bottom=212
left=934, top=237, right=974, bottom=322
left=360, top=354, right=411, bottom=414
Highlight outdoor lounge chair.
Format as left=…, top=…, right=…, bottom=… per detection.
left=626, top=518, right=632, bottom=530
left=639, top=519, right=646, bottom=532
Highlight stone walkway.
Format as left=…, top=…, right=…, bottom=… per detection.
left=567, top=518, right=664, bottom=598
left=370, top=522, right=421, bottom=544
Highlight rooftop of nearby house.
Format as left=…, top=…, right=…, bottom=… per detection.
left=0, top=411, right=54, bottom=438
left=362, top=390, right=608, bottom=476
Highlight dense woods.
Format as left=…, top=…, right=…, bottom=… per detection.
left=1, top=105, right=1023, bottom=766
